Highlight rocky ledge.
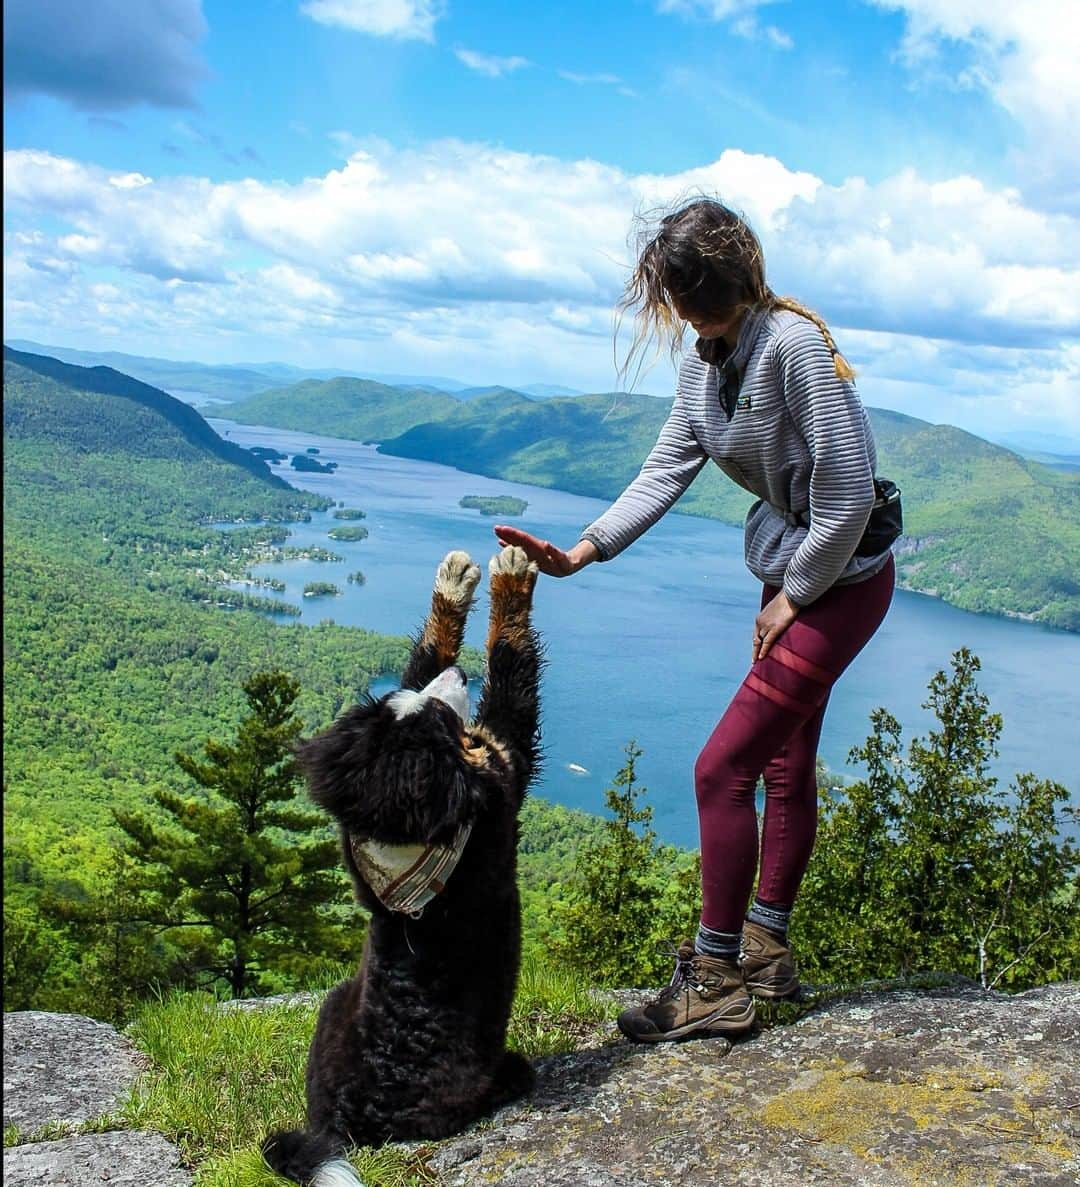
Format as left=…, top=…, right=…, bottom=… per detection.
left=2, top=1011, right=192, bottom=1186
left=3, top=981, right=1078, bottom=1186
left=433, top=979, right=1079, bottom=1187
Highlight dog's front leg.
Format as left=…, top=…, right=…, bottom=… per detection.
left=476, top=546, right=542, bottom=793
left=401, top=550, right=481, bottom=690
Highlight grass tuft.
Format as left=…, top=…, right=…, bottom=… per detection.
left=509, top=957, right=618, bottom=1057
left=123, top=990, right=320, bottom=1185
left=3, top=1113, right=127, bottom=1148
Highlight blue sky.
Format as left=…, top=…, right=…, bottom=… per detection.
left=4, top=0, right=1079, bottom=440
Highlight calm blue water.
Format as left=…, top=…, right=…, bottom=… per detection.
left=212, top=418, right=1079, bottom=848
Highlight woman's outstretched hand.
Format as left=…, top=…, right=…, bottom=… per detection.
left=493, top=525, right=595, bottom=578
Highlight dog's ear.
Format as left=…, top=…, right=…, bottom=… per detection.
left=409, top=750, right=480, bottom=844
left=295, top=702, right=379, bottom=826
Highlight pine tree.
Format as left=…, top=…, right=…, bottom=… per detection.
left=555, top=741, right=665, bottom=986
left=795, top=648, right=1078, bottom=989
left=115, top=671, right=353, bottom=998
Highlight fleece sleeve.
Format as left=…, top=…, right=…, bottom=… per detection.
left=580, top=384, right=708, bottom=561
left=776, top=321, right=876, bottom=606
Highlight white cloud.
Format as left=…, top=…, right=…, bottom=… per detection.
left=559, top=71, right=622, bottom=86
left=763, top=24, right=793, bottom=49
left=300, top=0, right=442, bottom=41
left=659, top=0, right=777, bottom=17
left=866, top=0, right=1080, bottom=209
left=558, top=70, right=637, bottom=98
left=454, top=48, right=530, bottom=78
left=4, top=140, right=1078, bottom=432
left=109, top=173, right=154, bottom=190
left=658, top=0, right=793, bottom=46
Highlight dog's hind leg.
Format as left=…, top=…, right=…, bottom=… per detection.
left=485, top=1049, right=536, bottom=1112
left=402, top=551, right=482, bottom=690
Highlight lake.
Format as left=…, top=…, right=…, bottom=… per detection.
left=211, top=418, right=1079, bottom=849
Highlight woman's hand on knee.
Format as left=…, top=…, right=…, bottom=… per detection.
left=754, top=590, right=800, bottom=661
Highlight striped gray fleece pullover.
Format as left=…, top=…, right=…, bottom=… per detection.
left=581, top=308, right=890, bottom=607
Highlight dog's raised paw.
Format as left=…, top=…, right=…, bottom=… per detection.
left=489, top=545, right=539, bottom=581
left=435, top=550, right=482, bottom=605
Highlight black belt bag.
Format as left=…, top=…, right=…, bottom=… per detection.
left=854, top=478, right=903, bottom=556
left=779, top=477, right=903, bottom=557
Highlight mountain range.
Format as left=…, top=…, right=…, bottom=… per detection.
left=222, top=370, right=1080, bottom=632
left=3, top=339, right=581, bottom=403
left=4, top=343, right=1078, bottom=630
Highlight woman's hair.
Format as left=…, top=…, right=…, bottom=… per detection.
left=614, top=196, right=855, bottom=387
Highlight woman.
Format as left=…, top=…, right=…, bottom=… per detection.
left=495, top=198, right=895, bottom=1042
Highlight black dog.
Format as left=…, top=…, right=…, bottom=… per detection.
left=262, top=547, right=542, bottom=1186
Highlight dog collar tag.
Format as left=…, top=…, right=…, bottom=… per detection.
left=350, top=823, right=473, bottom=917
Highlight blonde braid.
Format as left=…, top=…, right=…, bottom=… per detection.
left=767, top=294, right=856, bottom=381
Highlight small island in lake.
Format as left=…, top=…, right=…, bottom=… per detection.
left=248, top=445, right=287, bottom=463
left=460, top=495, right=528, bottom=517
left=332, top=507, right=367, bottom=520
left=347, top=570, right=366, bottom=585
left=328, top=525, right=369, bottom=541
left=291, top=454, right=337, bottom=473
left=303, top=581, right=341, bottom=598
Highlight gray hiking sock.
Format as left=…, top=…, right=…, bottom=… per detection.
left=695, top=922, right=741, bottom=962
left=746, top=898, right=792, bottom=937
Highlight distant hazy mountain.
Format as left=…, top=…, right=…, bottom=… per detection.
left=987, top=430, right=1080, bottom=470
left=518, top=383, right=583, bottom=398
left=453, top=383, right=584, bottom=400
left=455, top=384, right=536, bottom=402
left=3, top=339, right=476, bottom=399
left=4, top=339, right=292, bottom=402
left=229, top=360, right=474, bottom=392
left=2, top=339, right=587, bottom=402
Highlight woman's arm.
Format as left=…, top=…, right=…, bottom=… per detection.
left=576, top=385, right=708, bottom=563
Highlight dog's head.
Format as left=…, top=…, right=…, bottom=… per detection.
left=297, top=666, right=484, bottom=848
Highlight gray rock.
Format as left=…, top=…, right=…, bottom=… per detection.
left=3, top=1131, right=192, bottom=1186
left=2, top=1012, right=148, bottom=1132
left=218, top=990, right=322, bottom=1011
left=429, top=981, right=1080, bottom=1187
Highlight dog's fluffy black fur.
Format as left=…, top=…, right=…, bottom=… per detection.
left=262, top=549, right=542, bottom=1185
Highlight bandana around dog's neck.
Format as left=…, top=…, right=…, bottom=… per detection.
left=349, top=824, right=473, bottom=918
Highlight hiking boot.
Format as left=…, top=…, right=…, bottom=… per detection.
left=616, top=942, right=755, bottom=1043
left=740, top=921, right=799, bottom=999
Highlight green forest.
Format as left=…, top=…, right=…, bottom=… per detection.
left=3, top=348, right=1076, bottom=1035
left=227, top=378, right=1080, bottom=630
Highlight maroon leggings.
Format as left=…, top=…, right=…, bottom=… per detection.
left=696, top=556, right=894, bottom=932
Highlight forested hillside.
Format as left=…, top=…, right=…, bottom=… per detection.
left=3, top=352, right=604, bottom=1017
left=225, top=374, right=463, bottom=441
left=226, top=378, right=1080, bottom=630
left=3, top=346, right=289, bottom=484
left=3, top=358, right=413, bottom=1007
